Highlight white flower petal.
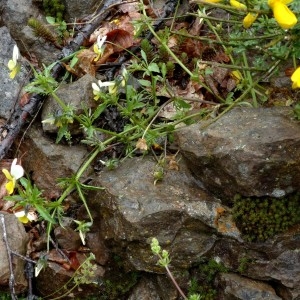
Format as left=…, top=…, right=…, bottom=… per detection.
left=97, top=35, right=107, bottom=49
left=12, top=45, right=20, bottom=63
left=92, top=82, right=100, bottom=91
left=14, top=210, right=25, bottom=218
left=98, top=80, right=115, bottom=88
left=10, top=158, right=24, bottom=179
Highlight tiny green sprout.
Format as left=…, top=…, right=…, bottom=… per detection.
left=151, top=237, right=161, bottom=255
left=74, top=220, right=93, bottom=245
left=153, top=168, right=164, bottom=185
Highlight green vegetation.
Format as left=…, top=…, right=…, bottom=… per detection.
left=188, top=258, right=228, bottom=300
left=3, top=0, right=300, bottom=298
left=232, top=193, right=300, bottom=242
left=42, top=0, right=65, bottom=21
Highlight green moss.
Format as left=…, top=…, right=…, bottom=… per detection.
left=232, top=193, right=300, bottom=242
left=43, top=0, right=65, bottom=21
left=188, top=259, right=228, bottom=300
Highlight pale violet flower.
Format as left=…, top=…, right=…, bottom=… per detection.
left=2, top=158, right=24, bottom=194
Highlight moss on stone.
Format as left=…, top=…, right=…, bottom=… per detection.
left=232, top=193, right=300, bottom=242
left=43, top=0, right=65, bottom=21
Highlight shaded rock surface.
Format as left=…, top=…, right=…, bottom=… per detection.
left=84, top=156, right=240, bottom=272
left=83, top=155, right=300, bottom=299
left=175, top=107, right=300, bottom=200
left=18, top=123, right=89, bottom=198
left=218, top=273, right=281, bottom=300
left=0, top=212, right=28, bottom=293
left=0, top=27, right=29, bottom=120
left=41, top=74, right=96, bottom=134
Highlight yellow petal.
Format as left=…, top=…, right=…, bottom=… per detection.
left=18, top=216, right=30, bottom=223
left=5, top=179, right=15, bottom=195
left=230, top=0, right=247, bottom=10
left=7, top=59, right=16, bottom=70
left=243, top=13, right=258, bottom=28
left=291, top=67, right=300, bottom=89
left=2, top=169, right=13, bottom=180
left=9, top=65, right=21, bottom=79
left=272, top=1, right=297, bottom=29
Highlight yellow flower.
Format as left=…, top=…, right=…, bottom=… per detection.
left=2, top=158, right=24, bottom=194
left=7, top=45, right=21, bottom=79
left=291, top=67, right=300, bottom=89
left=230, top=0, right=247, bottom=10
left=243, top=12, right=258, bottom=28
left=268, top=0, right=297, bottom=29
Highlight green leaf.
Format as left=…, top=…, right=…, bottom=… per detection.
left=148, top=63, right=160, bottom=73
left=141, top=49, right=148, bottom=64
left=46, top=16, right=56, bottom=24
left=35, top=204, right=56, bottom=224
left=138, top=79, right=151, bottom=87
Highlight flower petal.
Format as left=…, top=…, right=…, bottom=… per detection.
left=230, top=0, right=247, bottom=10
left=2, top=168, right=13, bottom=180
left=272, top=1, right=297, bottom=29
left=5, top=179, right=15, bottom=195
left=243, top=13, right=258, bottom=28
left=12, top=45, right=20, bottom=63
left=11, top=159, right=24, bottom=179
left=92, top=82, right=100, bottom=91
left=291, top=67, right=300, bottom=89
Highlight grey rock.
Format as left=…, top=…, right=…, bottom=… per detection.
left=41, top=74, right=96, bottom=134
left=0, top=27, right=29, bottom=120
left=175, top=107, right=300, bottom=200
left=18, top=123, right=89, bottom=199
left=0, top=212, right=28, bottom=293
left=54, top=226, right=82, bottom=251
left=63, top=0, right=100, bottom=21
left=128, top=275, right=178, bottom=300
left=218, top=273, right=282, bottom=300
left=2, top=0, right=60, bottom=65
left=85, top=156, right=240, bottom=272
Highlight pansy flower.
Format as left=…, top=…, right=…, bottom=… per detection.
left=2, top=158, right=24, bottom=195
left=93, top=35, right=107, bottom=61
left=7, top=45, right=21, bottom=79
left=92, top=80, right=117, bottom=100
left=14, top=209, right=38, bottom=224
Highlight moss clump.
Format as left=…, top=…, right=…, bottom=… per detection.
left=43, top=0, right=65, bottom=21
left=232, top=193, right=300, bottom=242
left=188, top=259, right=228, bottom=300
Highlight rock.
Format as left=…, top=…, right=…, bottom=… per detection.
left=41, top=74, right=96, bottom=134
left=35, top=250, right=105, bottom=298
left=64, top=0, right=100, bottom=21
left=84, top=156, right=240, bottom=272
left=17, top=123, right=89, bottom=198
left=1, top=0, right=59, bottom=64
left=175, top=107, right=300, bottom=200
left=54, top=226, right=82, bottom=251
left=85, top=231, right=110, bottom=266
left=0, top=212, right=28, bottom=293
left=218, top=273, right=282, bottom=300
left=0, top=27, right=29, bottom=120
left=128, top=275, right=178, bottom=300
